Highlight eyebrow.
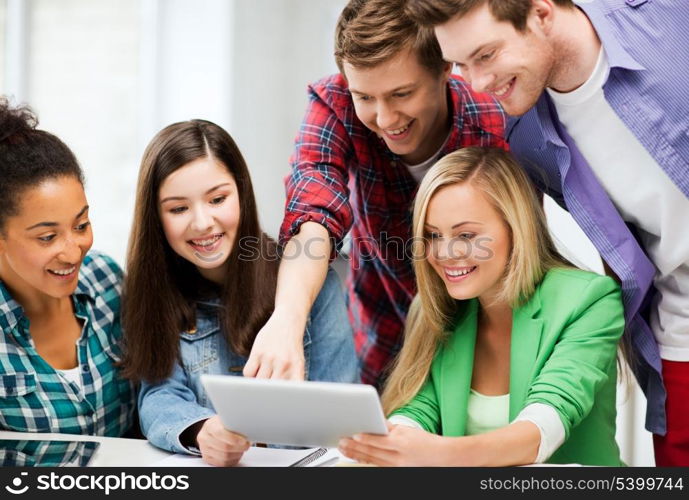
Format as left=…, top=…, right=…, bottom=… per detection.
left=25, top=205, right=90, bottom=231
left=349, top=83, right=416, bottom=97
left=424, top=221, right=481, bottom=230
left=159, top=183, right=232, bottom=204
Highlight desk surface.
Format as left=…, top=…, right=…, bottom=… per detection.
left=0, top=430, right=171, bottom=467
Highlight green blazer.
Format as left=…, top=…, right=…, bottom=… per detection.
left=393, top=268, right=625, bottom=466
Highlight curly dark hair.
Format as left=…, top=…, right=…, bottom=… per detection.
left=0, top=97, right=84, bottom=232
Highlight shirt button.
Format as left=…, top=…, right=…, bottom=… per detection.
left=82, top=365, right=90, bottom=373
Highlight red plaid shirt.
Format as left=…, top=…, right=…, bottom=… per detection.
left=280, top=73, right=506, bottom=388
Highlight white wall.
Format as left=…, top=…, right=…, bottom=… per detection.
left=0, top=0, right=6, bottom=91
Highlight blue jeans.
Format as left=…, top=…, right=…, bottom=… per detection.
left=138, top=267, right=359, bottom=454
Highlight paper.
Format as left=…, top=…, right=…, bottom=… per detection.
left=151, top=446, right=344, bottom=467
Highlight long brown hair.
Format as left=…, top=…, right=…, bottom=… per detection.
left=121, top=120, right=279, bottom=383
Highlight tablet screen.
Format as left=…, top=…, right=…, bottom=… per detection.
left=0, top=439, right=100, bottom=467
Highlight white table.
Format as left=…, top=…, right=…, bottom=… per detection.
left=0, top=430, right=172, bottom=466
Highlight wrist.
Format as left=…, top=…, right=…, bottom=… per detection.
left=272, top=303, right=309, bottom=329
left=442, top=434, right=483, bottom=466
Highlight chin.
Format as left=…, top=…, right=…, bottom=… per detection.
left=444, top=285, right=476, bottom=301
left=43, top=286, right=76, bottom=300
left=504, top=93, right=542, bottom=117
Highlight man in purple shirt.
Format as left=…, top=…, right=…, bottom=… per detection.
left=406, top=0, right=689, bottom=465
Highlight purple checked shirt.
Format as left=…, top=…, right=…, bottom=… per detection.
left=506, top=0, right=689, bottom=435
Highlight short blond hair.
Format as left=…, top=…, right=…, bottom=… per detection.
left=334, top=0, right=446, bottom=76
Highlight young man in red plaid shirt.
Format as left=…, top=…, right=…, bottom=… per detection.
left=243, top=0, right=506, bottom=388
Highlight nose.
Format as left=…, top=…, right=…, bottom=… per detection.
left=465, top=66, right=495, bottom=94
left=59, top=237, right=82, bottom=264
left=375, top=101, right=398, bottom=130
left=431, top=237, right=451, bottom=262
left=190, top=204, right=214, bottom=233
left=431, top=236, right=470, bottom=262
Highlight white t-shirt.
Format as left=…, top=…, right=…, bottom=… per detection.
left=58, top=365, right=83, bottom=391
left=401, top=132, right=450, bottom=183
left=548, top=48, right=689, bottom=361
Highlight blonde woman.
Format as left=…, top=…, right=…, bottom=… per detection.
left=338, top=147, right=624, bottom=466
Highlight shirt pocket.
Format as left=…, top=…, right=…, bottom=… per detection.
left=180, top=327, right=220, bottom=374
left=0, top=372, right=52, bottom=432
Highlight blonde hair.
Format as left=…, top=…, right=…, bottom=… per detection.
left=382, top=147, right=569, bottom=414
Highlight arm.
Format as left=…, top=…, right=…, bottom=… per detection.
left=341, top=275, right=624, bottom=466
left=388, top=375, right=442, bottom=434
left=522, top=276, right=624, bottom=436
left=350, top=362, right=539, bottom=466
left=243, top=221, right=331, bottom=379
left=139, top=362, right=248, bottom=465
left=243, top=82, right=353, bottom=380
left=339, top=421, right=539, bottom=466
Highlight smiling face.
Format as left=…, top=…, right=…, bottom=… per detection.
left=344, top=47, right=452, bottom=165
left=424, top=180, right=511, bottom=303
left=0, top=176, right=93, bottom=301
left=158, top=156, right=240, bottom=284
left=434, top=3, right=555, bottom=116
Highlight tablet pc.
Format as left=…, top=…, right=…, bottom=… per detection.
left=200, top=375, right=388, bottom=448
left=0, top=439, right=100, bottom=467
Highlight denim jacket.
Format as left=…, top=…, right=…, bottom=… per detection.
left=139, top=267, right=359, bottom=454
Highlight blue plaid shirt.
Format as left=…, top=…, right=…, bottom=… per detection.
left=0, top=251, right=135, bottom=436
left=0, top=439, right=99, bottom=466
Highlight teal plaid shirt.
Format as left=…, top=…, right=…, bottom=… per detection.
left=0, top=251, right=135, bottom=436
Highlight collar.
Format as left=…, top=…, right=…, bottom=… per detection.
left=0, top=280, right=25, bottom=332
left=440, top=282, right=545, bottom=435
left=507, top=1, right=644, bottom=139
left=74, top=274, right=99, bottom=302
left=444, top=77, right=470, bottom=152
left=575, top=0, right=645, bottom=72
left=0, top=270, right=97, bottom=333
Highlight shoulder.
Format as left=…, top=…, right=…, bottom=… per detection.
left=308, top=73, right=353, bottom=113
left=448, top=76, right=505, bottom=126
left=77, top=250, right=124, bottom=302
left=536, top=267, right=622, bottom=315
left=448, top=75, right=506, bottom=115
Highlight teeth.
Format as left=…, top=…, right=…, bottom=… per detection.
left=191, top=234, right=222, bottom=247
left=50, top=267, right=75, bottom=276
left=493, top=80, right=513, bottom=97
left=446, top=267, right=474, bottom=277
left=387, top=123, right=410, bottom=135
